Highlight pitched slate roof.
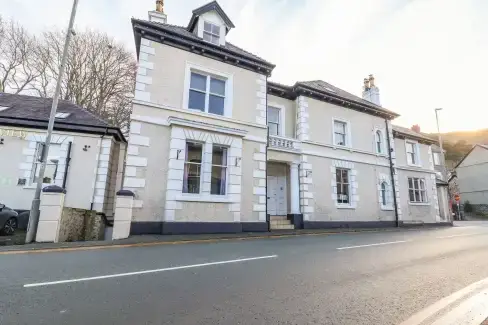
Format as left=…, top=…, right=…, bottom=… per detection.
left=187, top=1, right=235, bottom=32
left=267, top=80, right=400, bottom=119
left=0, top=93, right=125, bottom=142
left=392, top=125, right=437, bottom=144
left=132, top=19, right=274, bottom=73
left=298, top=80, right=384, bottom=110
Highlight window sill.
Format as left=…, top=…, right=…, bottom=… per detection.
left=408, top=202, right=430, bottom=206
left=175, top=195, right=237, bottom=203
left=336, top=204, right=356, bottom=209
left=381, top=206, right=395, bottom=211
left=407, top=163, right=422, bottom=168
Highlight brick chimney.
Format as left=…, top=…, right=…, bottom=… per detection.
left=411, top=125, right=421, bottom=133
left=362, top=74, right=381, bottom=106
left=149, top=0, right=167, bottom=24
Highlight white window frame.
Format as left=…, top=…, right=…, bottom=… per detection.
left=433, top=152, right=441, bottom=165
left=336, top=168, right=351, bottom=206
left=375, top=129, right=385, bottom=154
left=332, top=118, right=351, bottom=148
left=183, top=62, right=233, bottom=118
left=267, top=104, right=285, bottom=137
left=202, top=20, right=221, bottom=45
left=379, top=181, right=394, bottom=210
left=405, top=140, right=421, bottom=167
left=32, top=142, right=62, bottom=186
left=182, top=141, right=204, bottom=194
left=408, top=177, right=428, bottom=204
left=210, top=145, right=229, bottom=196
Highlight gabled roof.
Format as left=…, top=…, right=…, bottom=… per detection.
left=0, top=93, right=126, bottom=142
left=132, top=19, right=275, bottom=75
left=267, top=80, right=400, bottom=119
left=392, top=125, right=437, bottom=145
left=187, top=1, right=235, bottom=33
left=454, top=144, right=488, bottom=169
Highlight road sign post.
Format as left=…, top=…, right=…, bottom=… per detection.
left=454, top=194, right=461, bottom=220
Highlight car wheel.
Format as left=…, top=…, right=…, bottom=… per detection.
left=2, top=218, right=17, bottom=236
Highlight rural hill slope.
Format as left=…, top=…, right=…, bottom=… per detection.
left=428, top=129, right=488, bottom=169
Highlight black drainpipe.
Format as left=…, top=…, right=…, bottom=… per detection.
left=265, top=75, right=270, bottom=232
left=385, top=119, right=399, bottom=227
left=62, top=141, right=72, bottom=189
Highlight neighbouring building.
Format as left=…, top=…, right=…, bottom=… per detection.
left=122, top=0, right=450, bottom=235
left=453, top=144, right=488, bottom=213
left=0, top=93, right=127, bottom=218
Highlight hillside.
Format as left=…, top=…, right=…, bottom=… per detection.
left=428, top=129, right=488, bottom=169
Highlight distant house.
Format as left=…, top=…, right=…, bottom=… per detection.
left=454, top=144, right=488, bottom=210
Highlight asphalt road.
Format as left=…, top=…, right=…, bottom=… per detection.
left=2, top=221, right=488, bottom=325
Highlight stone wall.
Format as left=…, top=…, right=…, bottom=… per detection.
left=58, top=208, right=105, bottom=242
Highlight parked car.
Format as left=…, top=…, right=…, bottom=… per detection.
left=0, top=204, right=19, bottom=235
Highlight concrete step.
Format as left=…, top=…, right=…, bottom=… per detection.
left=270, top=215, right=288, bottom=221
left=270, top=220, right=292, bottom=227
left=271, top=224, right=295, bottom=230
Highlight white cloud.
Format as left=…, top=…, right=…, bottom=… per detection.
left=2, top=0, right=487, bottom=133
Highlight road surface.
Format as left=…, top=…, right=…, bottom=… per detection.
left=2, top=221, right=488, bottom=325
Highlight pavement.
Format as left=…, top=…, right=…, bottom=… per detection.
left=2, top=221, right=488, bottom=325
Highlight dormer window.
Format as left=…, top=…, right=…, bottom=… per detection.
left=203, top=21, right=220, bottom=45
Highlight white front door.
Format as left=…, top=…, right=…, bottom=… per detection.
left=267, top=176, right=287, bottom=215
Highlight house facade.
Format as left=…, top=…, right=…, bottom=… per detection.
left=123, top=1, right=449, bottom=235
left=454, top=144, right=488, bottom=212
left=0, top=93, right=127, bottom=218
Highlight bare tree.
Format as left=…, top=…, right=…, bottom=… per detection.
left=0, top=17, right=42, bottom=93
left=34, top=29, right=136, bottom=132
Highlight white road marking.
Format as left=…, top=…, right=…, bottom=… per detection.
left=399, top=277, right=488, bottom=325
left=336, top=240, right=409, bottom=250
left=436, top=232, right=488, bottom=239
left=23, top=255, right=278, bottom=288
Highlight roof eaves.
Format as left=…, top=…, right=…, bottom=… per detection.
left=295, top=83, right=399, bottom=119
left=132, top=19, right=275, bottom=75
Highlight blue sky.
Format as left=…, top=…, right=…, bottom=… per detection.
left=3, top=0, right=488, bottom=133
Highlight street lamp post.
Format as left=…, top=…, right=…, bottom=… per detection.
left=435, top=108, right=451, bottom=221
left=25, top=0, right=80, bottom=243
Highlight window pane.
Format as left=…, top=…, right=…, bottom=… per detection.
left=211, top=35, right=220, bottom=44
left=268, top=123, right=279, bottom=136
left=267, top=107, right=279, bottom=123
left=413, top=179, right=420, bottom=190
left=341, top=170, right=348, bottom=183
left=34, top=163, right=57, bottom=184
left=186, top=142, right=202, bottom=163
left=336, top=169, right=341, bottom=183
left=420, top=190, right=426, bottom=202
left=190, top=73, right=206, bottom=91
left=212, top=24, right=220, bottom=35
left=204, top=22, right=212, bottom=32
left=420, top=179, right=425, bottom=190
left=209, top=95, right=224, bottom=115
left=433, top=153, right=440, bottom=165
left=212, top=146, right=227, bottom=166
left=408, top=178, right=413, bottom=189
left=335, top=133, right=346, bottom=146
left=183, top=164, right=200, bottom=194
left=210, top=78, right=225, bottom=96
left=211, top=166, right=226, bottom=195
left=334, top=121, right=345, bottom=134
left=189, top=90, right=206, bottom=111
left=409, top=189, right=415, bottom=202
left=203, top=32, right=212, bottom=42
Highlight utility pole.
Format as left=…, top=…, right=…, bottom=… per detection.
left=25, top=0, right=80, bottom=243
left=435, top=108, right=450, bottom=221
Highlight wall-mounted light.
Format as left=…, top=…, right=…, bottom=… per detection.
left=0, top=138, right=4, bottom=145
left=235, top=157, right=242, bottom=167
left=83, top=145, right=91, bottom=152
left=306, top=170, right=312, bottom=177
left=176, top=149, right=182, bottom=160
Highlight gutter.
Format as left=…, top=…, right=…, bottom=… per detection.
left=385, top=119, right=400, bottom=227
left=61, top=141, right=72, bottom=189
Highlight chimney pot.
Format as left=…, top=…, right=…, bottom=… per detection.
left=369, top=74, right=375, bottom=87
left=149, top=0, right=167, bottom=23
left=156, top=0, right=164, bottom=13
left=363, top=78, right=370, bottom=90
